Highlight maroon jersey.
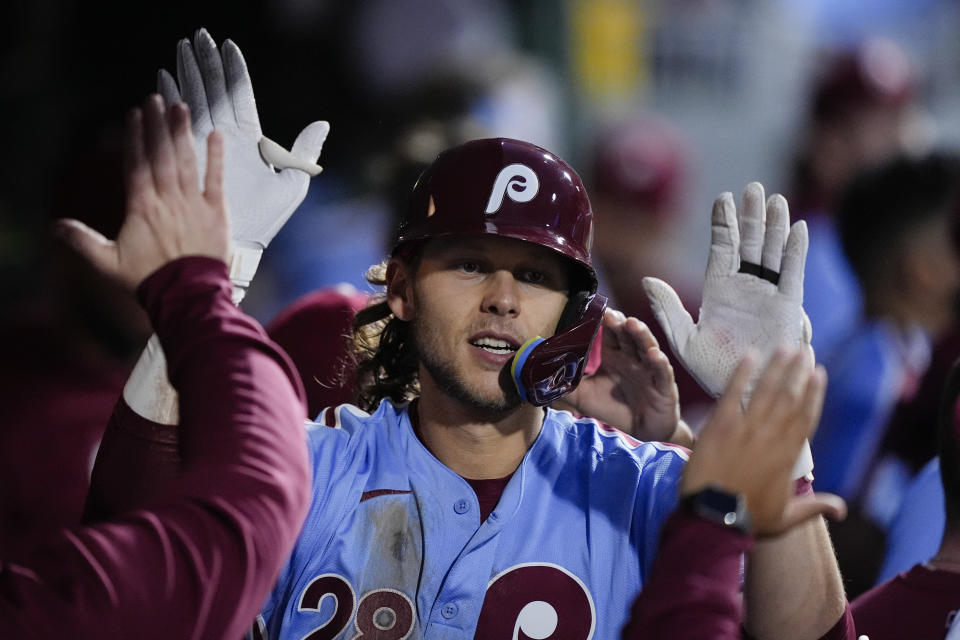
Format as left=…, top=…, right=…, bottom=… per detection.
left=266, top=286, right=369, bottom=418
left=0, top=257, right=310, bottom=638
left=854, top=564, right=960, bottom=639
left=0, top=314, right=129, bottom=560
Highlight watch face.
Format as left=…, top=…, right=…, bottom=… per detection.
left=686, top=485, right=751, bottom=533
left=699, top=487, right=741, bottom=513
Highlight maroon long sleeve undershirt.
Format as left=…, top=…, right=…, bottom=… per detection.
left=0, top=256, right=310, bottom=639
left=622, top=511, right=753, bottom=639
left=623, top=509, right=856, bottom=640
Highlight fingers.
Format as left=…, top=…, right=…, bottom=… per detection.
left=622, top=318, right=672, bottom=387
left=289, top=120, right=331, bottom=164
left=193, top=28, right=233, bottom=128
left=602, top=308, right=626, bottom=351
left=177, top=37, right=213, bottom=134
left=54, top=219, right=119, bottom=278
left=744, top=349, right=809, bottom=425
left=779, top=220, right=808, bottom=299
left=602, top=310, right=663, bottom=364
left=770, top=493, right=847, bottom=536
left=801, top=311, right=813, bottom=348
left=273, top=121, right=330, bottom=180
left=262, top=137, right=323, bottom=176
left=705, top=192, right=740, bottom=277
left=156, top=68, right=183, bottom=107
left=767, top=352, right=817, bottom=446
left=602, top=309, right=676, bottom=392
left=123, top=108, right=150, bottom=202
left=739, top=182, right=766, bottom=266
left=222, top=39, right=261, bottom=134
left=761, top=194, right=789, bottom=274
left=713, top=351, right=756, bottom=424
left=142, top=95, right=178, bottom=196
left=642, top=277, right=694, bottom=357
left=168, top=103, right=200, bottom=195
left=204, top=130, right=226, bottom=207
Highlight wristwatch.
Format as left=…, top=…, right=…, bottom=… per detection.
left=680, top=485, right=752, bottom=534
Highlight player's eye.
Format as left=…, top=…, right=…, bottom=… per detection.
left=458, top=261, right=482, bottom=274
left=519, top=269, right=546, bottom=285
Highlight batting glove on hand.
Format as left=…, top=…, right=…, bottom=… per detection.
left=158, top=28, right=329, bottom=302
left=643, top=183, right=814, bottom=476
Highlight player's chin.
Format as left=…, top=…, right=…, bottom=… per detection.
left=461, top=375, right=522, bottom=415
left=498, top=366, right=524, bottom=406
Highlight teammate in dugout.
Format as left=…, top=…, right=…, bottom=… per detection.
left=2, top=95, right=311, bottom=638
left=97, top=30, right=852, bottom=638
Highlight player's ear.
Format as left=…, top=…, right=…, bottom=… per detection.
left=386, top=257, right=416, bottom=321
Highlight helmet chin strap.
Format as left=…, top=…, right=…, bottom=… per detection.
left=511, top=294, right=608, bottom=407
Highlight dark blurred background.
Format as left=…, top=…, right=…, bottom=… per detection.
left=4, top=0, right=960, bottom=318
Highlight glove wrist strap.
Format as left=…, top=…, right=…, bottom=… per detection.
left=229, top=243, right=264, bottom=305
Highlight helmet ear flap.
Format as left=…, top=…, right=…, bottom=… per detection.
left=556, top=290, right=593, bottom=334
left=511, top=294, right=608, bottom=406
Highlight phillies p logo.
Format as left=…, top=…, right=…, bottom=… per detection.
left=485, top=164, right=539, bottom=214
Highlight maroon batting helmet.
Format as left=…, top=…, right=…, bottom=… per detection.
left=393, top=138, right=606, bottom=406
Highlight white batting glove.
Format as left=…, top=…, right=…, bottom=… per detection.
left=157, top=28, right=329, bottom=303
left=124, top=29, right=329, bottom=426
left=643, top=183, right=814, bottom=478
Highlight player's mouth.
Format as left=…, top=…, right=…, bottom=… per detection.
left=468, top=333, right=521, bottom=363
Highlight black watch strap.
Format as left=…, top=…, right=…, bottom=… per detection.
left=680, top=485, right=752, bottom=534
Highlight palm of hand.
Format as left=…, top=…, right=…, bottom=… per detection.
left=578, top=352, right=678, bottom=441
left=644, top=183, right=812, bottom=399
left=685, top=271, right=809, bottom=397
left=562, top=313, right=680, bottom=443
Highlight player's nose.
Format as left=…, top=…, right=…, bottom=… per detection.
left=481, top=270, right=520, bottom=317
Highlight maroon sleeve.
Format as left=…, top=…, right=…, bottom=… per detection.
left=622, top=510, right=754, bottom=640
left=83, top=399, right=181, bottom=522
left=740, top=605, right=856, bottom=640
left=0, top=256, right=310, bottom=639
left=815, top=605, right=857, bottom=640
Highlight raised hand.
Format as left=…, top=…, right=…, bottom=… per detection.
left=560, top=309, right=693, bottom=446
left=57, top=96, right=230, bottom=290
left=158, top=28, right=329, bottom=298
left=682, top=349, right=845, bottom=537
left=643, top=182, right=813, bottom=401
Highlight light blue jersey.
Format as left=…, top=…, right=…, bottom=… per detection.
left=255, top=400, right=687, bottom=639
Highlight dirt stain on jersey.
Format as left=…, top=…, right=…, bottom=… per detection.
left=365, top=497, right=424, bottom=588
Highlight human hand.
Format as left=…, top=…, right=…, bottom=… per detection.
left=57, top=96, right=230, bottom=290
left=682, top=349, right=845, bottom=537
left=560, top=309, right=693, bottom=446
left=158, top=28, right=329, bottom=299
left=643, top=182, right=813, bottom=401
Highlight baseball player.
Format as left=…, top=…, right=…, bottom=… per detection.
left=2, top=95, right=309, bottom=637
left=95, top=31, right=851, bottom=638
left=852, top=356, right=960, bottom=639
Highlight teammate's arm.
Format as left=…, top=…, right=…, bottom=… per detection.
left=89, top=29, right=327, bottom=517
left=623, top=350, right=849, bottom=639
left=644, top=183, right=850, bottom=639
left=0, top=95, right=310, bottom=637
